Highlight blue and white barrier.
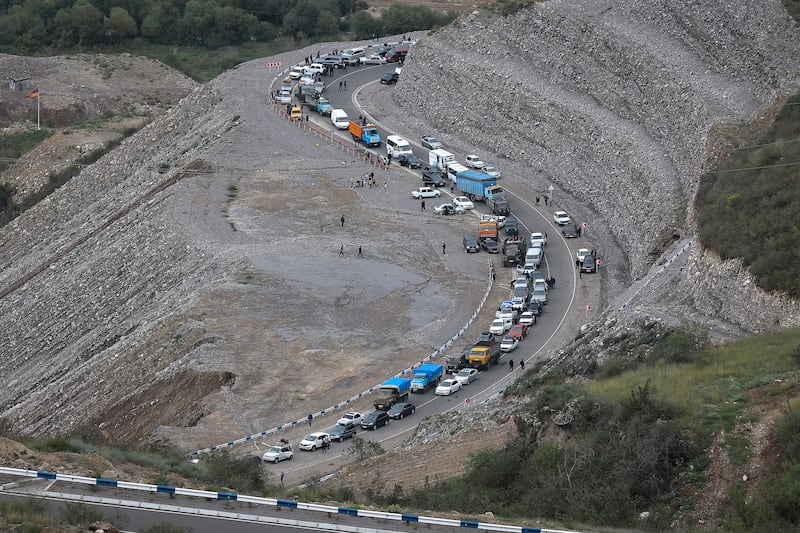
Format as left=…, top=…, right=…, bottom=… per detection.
left=192, top=260, right=495, bottom=456
left=0, top=466, right=579, bottom=533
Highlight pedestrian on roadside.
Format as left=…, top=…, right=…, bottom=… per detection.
left=339, top=246, right=344, bottom=257
left=575, top=258, right=580, bottom=269
left=341, top=215, right=345, bottom=227
left=509, top=359, right=514, bottom=371
left=388, top=153, right=392, bottom=165
left=343, top=80, right=347, bottom=89
left=551, top=276, right=556, bottom=289
left=358, top=246, right=363, bottom=257
left=280, top=471, right=285, bottom=486
left=442, top=242, right=446, bottom=255
left=307, top=413, right=313, bottom=426
left=339, top=80, right=342, bottom=90
left=421, top=200, right=426, bottom=211
left=536, top=196, right=540, bottom=205
left=520, top=360, right=525, bottom=371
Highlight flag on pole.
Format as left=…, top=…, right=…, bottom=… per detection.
left=25, top=86, right=40, bottom=98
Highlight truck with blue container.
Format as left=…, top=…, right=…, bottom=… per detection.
left=410, top=363, right=444, bottom=393
left=374, top=377, right=411, bottom=410
left=455, top=170, right=499, bottom=202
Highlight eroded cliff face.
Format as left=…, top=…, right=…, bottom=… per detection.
left=386, top=0, right=800, bottom=332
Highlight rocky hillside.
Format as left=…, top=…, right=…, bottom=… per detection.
left=0, top=0, right=798, bottom=461
left=384, top=0, right=800, bottom=334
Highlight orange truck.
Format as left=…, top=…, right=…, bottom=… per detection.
left=479, top=220, right=499, bottom=242
left=348, top=121, right=382, bottom=147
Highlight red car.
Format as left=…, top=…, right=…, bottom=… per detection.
left=509, top=323, right=528, bottom=340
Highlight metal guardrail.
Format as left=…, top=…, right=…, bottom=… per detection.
left=0, top=466, right=580, bottom=533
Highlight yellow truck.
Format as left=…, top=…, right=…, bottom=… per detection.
left=468, top=340, right=502, bottom=370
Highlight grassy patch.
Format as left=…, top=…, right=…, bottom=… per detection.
left=584, top=327, right=800, bottom=436
left=0, top=128, right=54, bottom=172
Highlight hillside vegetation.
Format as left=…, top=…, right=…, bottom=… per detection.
left=696, top=93, right=800, bottom=298
left=0, top=0, right=456, bottom=80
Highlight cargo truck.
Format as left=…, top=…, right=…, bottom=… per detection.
left=429, top=149, right=455, bottom=175
left=455, top=170, right=497, bottom=202
left=315, top=98, right=333, bottom=115
left=479, top=220, right=499, bottom=242
left=486, top=185, right=510, bottom=215
left=349, top=121, right=382, bottom=147
left=410, top=363, right=444, bottom=393
left=502, top=236, right=527, bottom=267
left=468, top=340, right=502, bottom=370
left=374, top=377, right=411, bottom=410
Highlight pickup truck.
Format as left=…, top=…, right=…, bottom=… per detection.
left=468, top=340, right=502, bottom=370
left=315, top=98, right=333, bottom=115
left=421, top=166, right=446, bottom=187
left=410, top=363, right=444, bottom=393
left=374, top=377, right=411, bottom=410
left=348, top=120, right=382, bottom=147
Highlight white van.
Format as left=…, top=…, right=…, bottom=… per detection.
left=330, top=109, right=349, bottom=130
left=446, top=162, right=469, bottom=184
left=386, top=135, right=413, bottom=158
left=343, top=47, right=365, bottom=59
left=525, top=246, right=543, bottom=267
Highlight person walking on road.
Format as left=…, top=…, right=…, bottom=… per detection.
left=358, top=246, right=363, bottom=257
left=421, top=200, right=426, bottom=211
left=307, top=413, right=313, bottom=426
left=343, top=80, right=347, bottom=89
left=280, top=471, right=285, bottom=486
left=338, top=81, right=342, bottom=90
left=339, top=246, right=344, bottom=257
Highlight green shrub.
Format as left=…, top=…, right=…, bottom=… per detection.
left=774, top=408, right=800, bottom=461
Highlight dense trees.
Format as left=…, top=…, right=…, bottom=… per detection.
left=0, top=0, right=457, bottom=51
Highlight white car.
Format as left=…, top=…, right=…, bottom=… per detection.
left=262, top=443, right=293, bottom=463
left=530, top=232, right=547, bottom=247
left=489, top=318, right=512, bottom=335
left=553, top=211, right=571, bottom=225
left=484, top=164, right=501, bottom=178
left=434, top=203, right=465, bottom=215
left=453, top=196, right=475, bottom=210
left=360, top=54, right=387, bottom=65
left=303, top=63, right=325, bottom=76
left=577, top=248, right=591, bottom=262
left=337, top=411, right=362, bottom=426
left=435, top=378, right=462, bottom=396
left=499, top=336, right=519, bottom=352
left=465, top=154, right=485, bottom=169
left=519, top=311, right=536, bottom=327
left=277, top=90, right=292, bottom=105
left=454, top=368, right=479, bottom=385
left=299, top=432, right=331, bottom=451
left=412, top=187, right=441, bottom=199
left=288, top=65, right=305, bottom=79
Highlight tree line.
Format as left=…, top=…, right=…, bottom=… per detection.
left=0, top=0, right=456, bottom=51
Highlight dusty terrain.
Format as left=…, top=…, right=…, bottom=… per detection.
left=1, top=0, right=800, bottom=528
